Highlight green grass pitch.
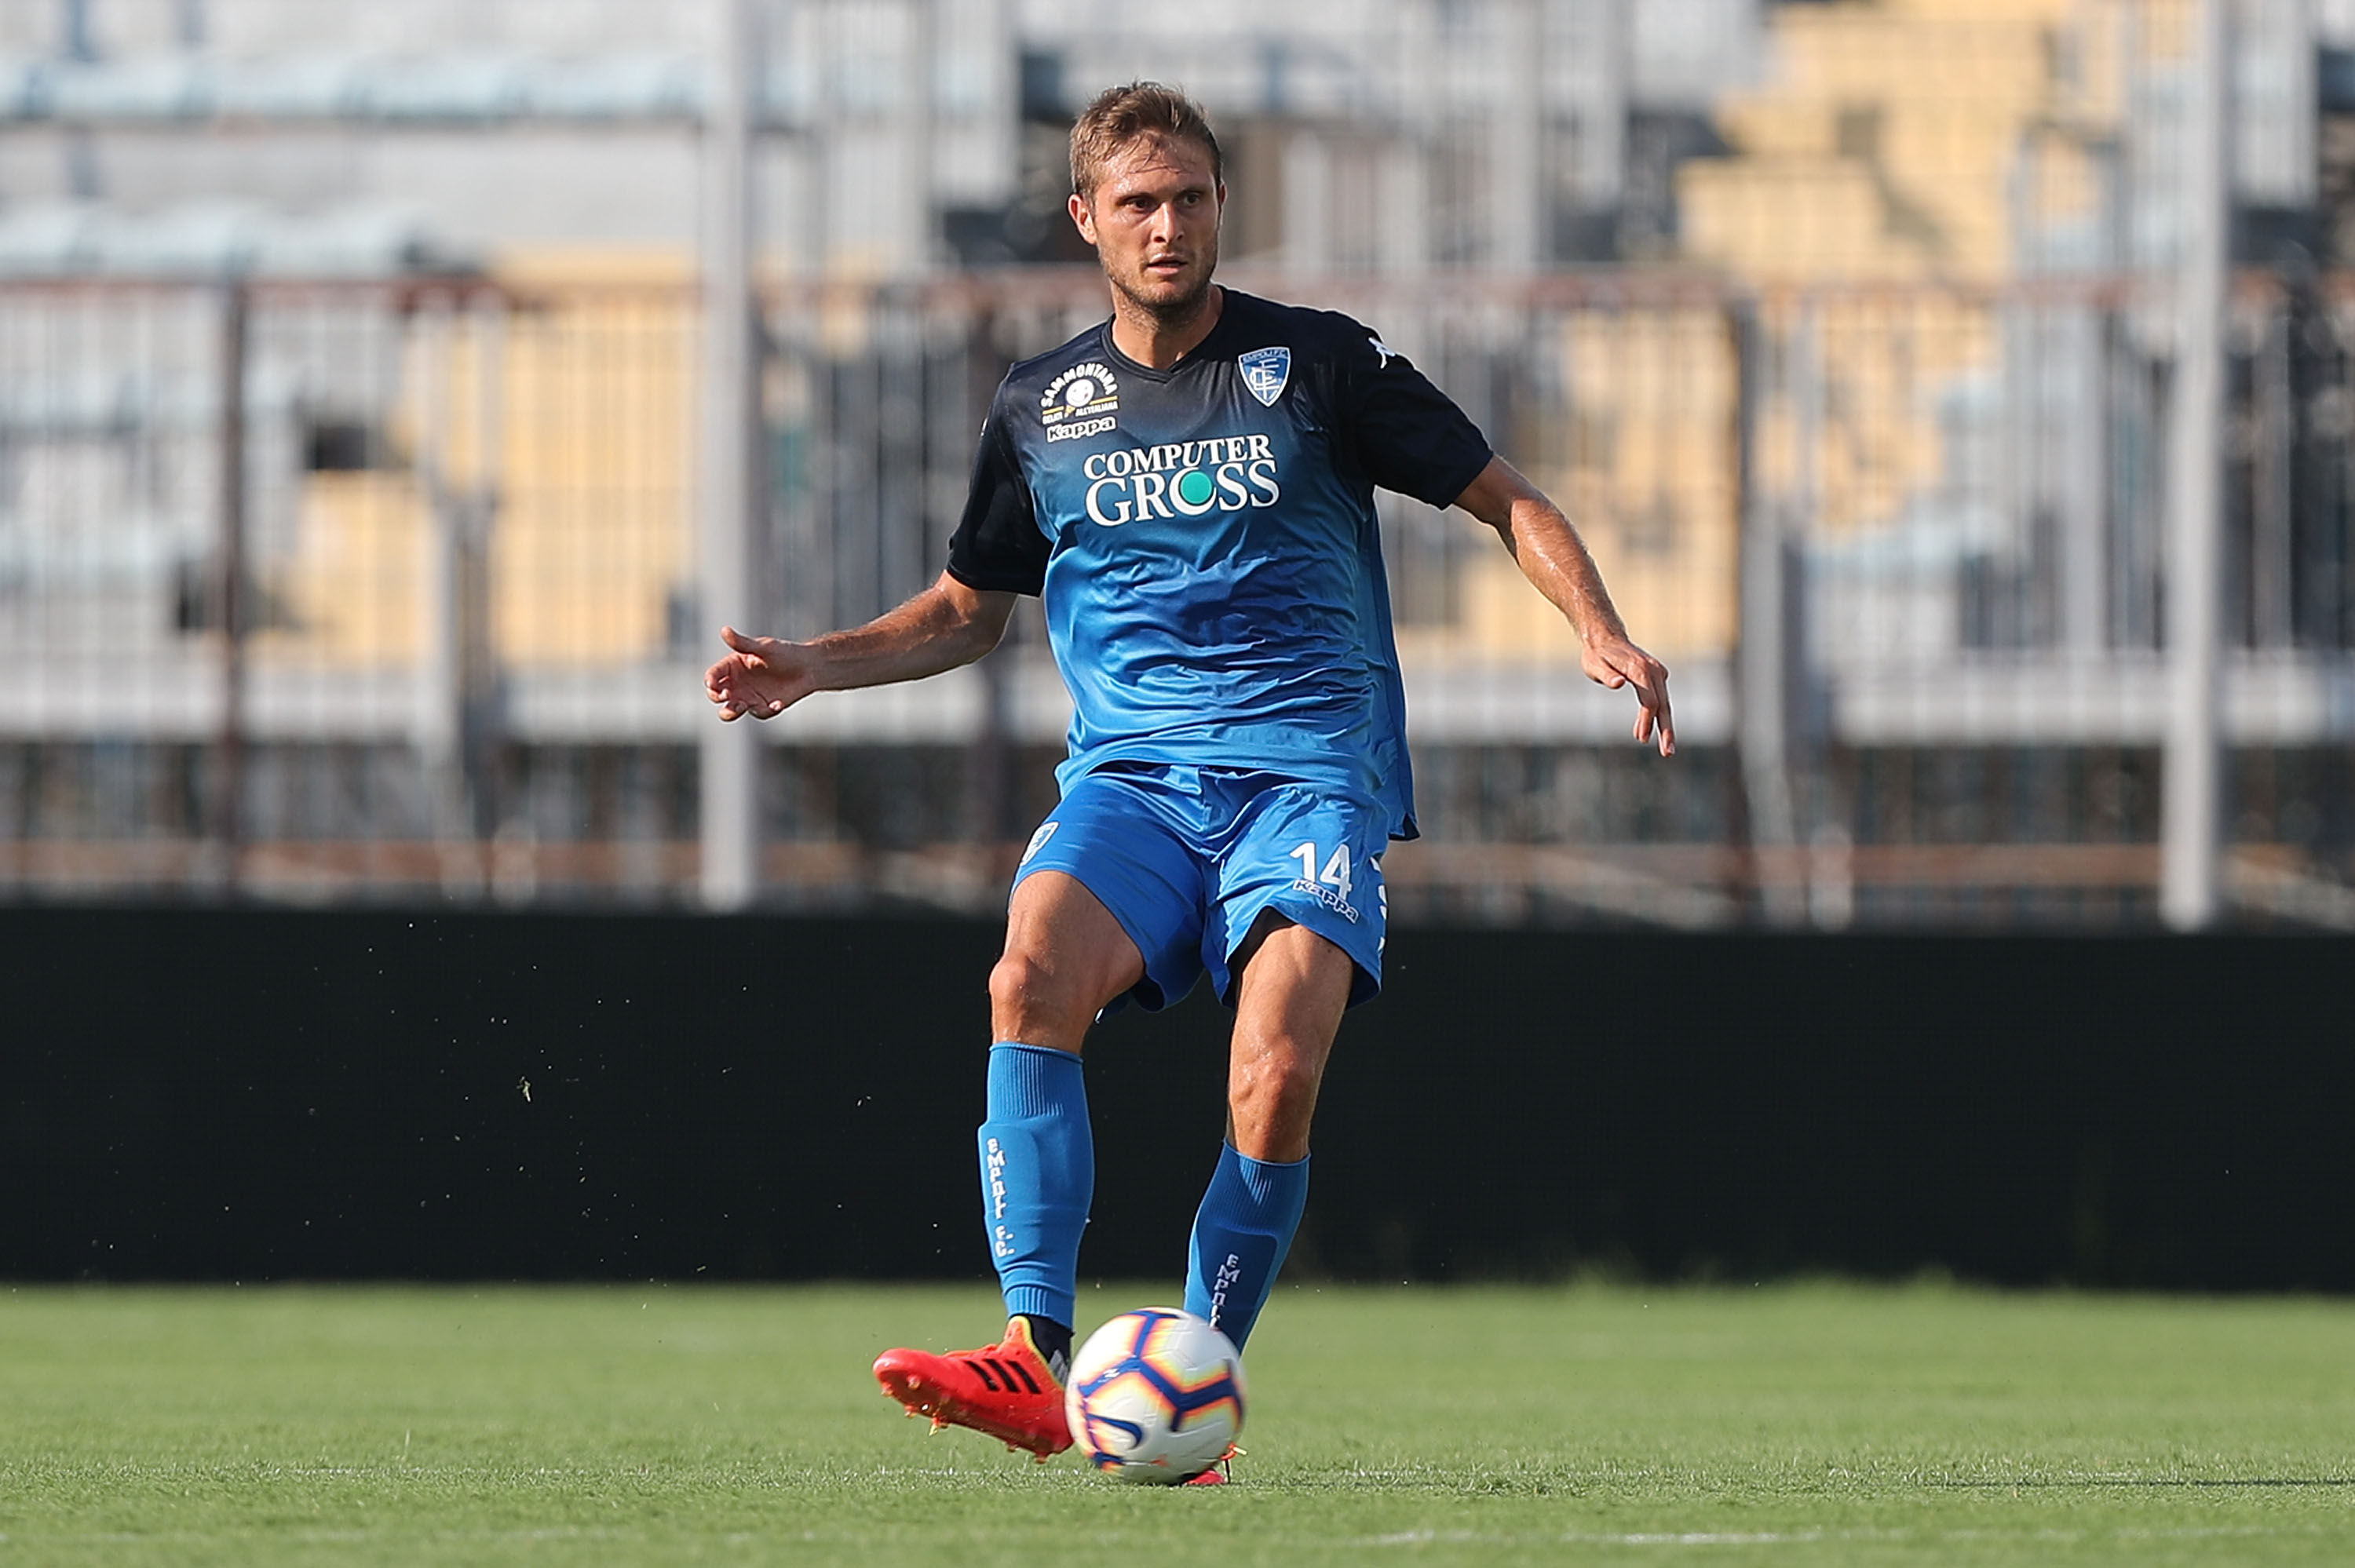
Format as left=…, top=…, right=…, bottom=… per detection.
left=4, top=1282, right=2353, bottom=1565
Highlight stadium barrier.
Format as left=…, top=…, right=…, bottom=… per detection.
left=4, top=272, right=2355, bottom=925
left=6, top=906, right=2350, bottom=1291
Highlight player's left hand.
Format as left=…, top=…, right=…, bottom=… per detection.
left=704, top=625, right=813, bottom=721
left=1582, top=636, right=1675, bottom=757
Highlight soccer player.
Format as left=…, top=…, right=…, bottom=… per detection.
left=704, top=82, right=1672, bottom=1475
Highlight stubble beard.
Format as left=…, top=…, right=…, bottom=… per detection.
left=1106, top=251, right=1218, bottom=336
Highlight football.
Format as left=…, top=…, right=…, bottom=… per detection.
left=1065, top=1307, right=1247, bottom=1483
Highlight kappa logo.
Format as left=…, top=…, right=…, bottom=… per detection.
left=1041, top=361, right=1121, bottom=435
left=1239, top=345, right=1291, bottom=407
left=1368, top=335, right=1398, bottom=369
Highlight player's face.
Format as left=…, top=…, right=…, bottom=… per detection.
left=1069, top=134, right=1223, bottom=322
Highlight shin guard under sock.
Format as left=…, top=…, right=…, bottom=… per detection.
left=976, top=1041, right=1092, bottom=1330
left=1183, top=1143, right=1309, bottom=1353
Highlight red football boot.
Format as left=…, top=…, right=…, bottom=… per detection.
left=1182, top=1443, right=1241, bottom=1486
left=873, top=1318, right=1072, bottom=1459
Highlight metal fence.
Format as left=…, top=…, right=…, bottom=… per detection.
left=2, top=266, right=2352, bottom=926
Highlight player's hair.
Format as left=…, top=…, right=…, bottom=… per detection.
left=1068, top=82, right=1223, bottom=202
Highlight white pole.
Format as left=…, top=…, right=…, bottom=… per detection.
left=1579, top=0, right=1627, bottom=211
left=414, top=297, right=469, bottom=855
left=1737, top=304, right=1806, bottom=927
left=1489, top=0, right=1543, bottom=272
left=2160, top=0, right=2229, bottom=931
left=906, top=0, right=936, bottom=273
left=700, top=0, right=762, bottom=911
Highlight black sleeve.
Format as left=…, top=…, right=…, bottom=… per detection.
left=945, top=403, right=1049, bottom=596
left=1338, top=328, right=1493, bottom=508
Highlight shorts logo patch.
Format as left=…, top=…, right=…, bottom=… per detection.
left=1239, top=346, right=1291, bottom=407
left=1290, top=878, right=1360, bottom=923
left=1019, top=820, right=1060, bottom=865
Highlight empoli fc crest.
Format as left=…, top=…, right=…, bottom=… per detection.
left=1239, top=347, right=1291, bottom=407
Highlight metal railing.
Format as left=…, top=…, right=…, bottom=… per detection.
left=2, top=267, right=2351, bottom=927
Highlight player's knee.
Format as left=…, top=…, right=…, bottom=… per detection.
left=988, top=947, right=1090, bottom=1039
left=988, top=949, right=1046, bottom=1017
left=1230, top=1052, right=1324, bottom=1131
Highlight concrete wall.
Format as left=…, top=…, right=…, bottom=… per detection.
left=6, top=907, right=2350, bottom=1289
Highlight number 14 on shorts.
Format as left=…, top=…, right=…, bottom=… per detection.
left=1287, top=841, right=1382, bottom=924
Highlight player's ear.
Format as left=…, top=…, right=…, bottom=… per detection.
left=1068, top=192, right=1097, bottom=246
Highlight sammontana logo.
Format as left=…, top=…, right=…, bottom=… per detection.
left=1082, top=435, right=1281, bottom=526
left=1040, top=361, right=1119, bottom=425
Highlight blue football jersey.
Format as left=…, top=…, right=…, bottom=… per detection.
left=946, top=289, right=1492, bottom=841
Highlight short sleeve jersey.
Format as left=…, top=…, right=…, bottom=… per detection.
left=947, top=288, right=1492, bottom=840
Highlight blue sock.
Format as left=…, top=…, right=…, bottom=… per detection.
left=976, top=1042, right=1092, bottom=1330
left=1183, top=1143, right=1309, bottom=1353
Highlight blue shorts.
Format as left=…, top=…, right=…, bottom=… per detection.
left=1011, top=762, right=1390, bottom=1012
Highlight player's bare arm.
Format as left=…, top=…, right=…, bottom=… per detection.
left=1453, top=455, right=1676, bottom=757
left=704, top=571, right=1017, bottom=722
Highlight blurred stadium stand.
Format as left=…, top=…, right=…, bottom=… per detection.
left=0, top=0, right=2352, bottom=930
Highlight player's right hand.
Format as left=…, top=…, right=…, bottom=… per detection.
left=705, top=626, right=810, bottom=721
left=1581, top=633, right=1675, bottom=757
